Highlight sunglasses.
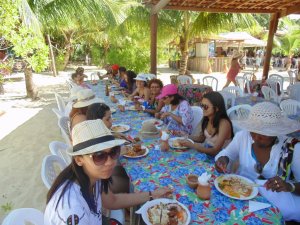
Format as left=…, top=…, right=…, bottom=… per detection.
left=89, top=146, right=120, bottom=165
left=200, top=103, right=210, bottom=110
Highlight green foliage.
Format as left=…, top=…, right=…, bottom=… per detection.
left=90, top=45, right=103, bottom=66
left=1, top=202, right=13, bottom=213
left=106, top=44, right=149, bottom=73
left=0, top=0, right=48, bottom=72
left=55, top=51, right=66, bottom=71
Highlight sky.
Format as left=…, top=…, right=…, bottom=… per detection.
left=288, top=14, right=300, bottom=20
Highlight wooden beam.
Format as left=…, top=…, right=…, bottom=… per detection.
left=280, top=3, right=300, bottom=17
left=207, top=0, right=220, bottom=8
left=262, top=13, right=279, bottom=80
left=164, top=5, right=277, bottom=14
left=151, top=0, right=171, bottom=14
left=249, top=0, right=275, bottom=9
left=150, top=13, right=158, bottom=75
left=197, top=0, right=206, bottom=7
left=224, top=0, right=239, bottom=7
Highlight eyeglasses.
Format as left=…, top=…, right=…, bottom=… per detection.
left=89, top=146, right=121, bottom=165
left=200, top=103, right=210, bottom=110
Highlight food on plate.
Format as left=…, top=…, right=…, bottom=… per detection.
left=172, top=139, right=182, bottom=148
left=111, top=125, right=128, bottom=132
left=134, top=137, right=141, bottom=143
left=147, top=203, right=187, bottom=225
left=124, top=145, right=146, bottom=157
left=217, top=176, right=253, bottom=198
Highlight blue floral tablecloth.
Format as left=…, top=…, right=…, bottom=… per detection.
left=90, top=82, right=283, bottom=225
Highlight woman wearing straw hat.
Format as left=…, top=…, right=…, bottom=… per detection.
left=44, top=120, right=172, bottom=225
left=215, top=102, right=300, bottom=222
left=128, top=73, right=150, bottom=102
left=223, top=51, right=242, bottom=89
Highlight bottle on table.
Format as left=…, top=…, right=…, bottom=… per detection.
left=105, top=84, right=109, bottom=96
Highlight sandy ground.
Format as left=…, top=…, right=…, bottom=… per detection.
left=0, top=64, right=291, bottom=221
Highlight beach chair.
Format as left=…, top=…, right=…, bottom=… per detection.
left=235, top=76, right=251, bottom=94
left=266, top=78, right=281, bottom=96
left=177, top=75, right=192, bottom=84
left=223, top=86, right=244, bottom=97
left=261, top=86, right=280, bottom=103
left=52, top=108, right=63, bottom=119
left=2, top=208, right=44, bottom=225
left=54, top=93, right=66, bottom=115
left=288, top=83, right=300, bottom=102
left=191, top=106, right=203, bottom=134
left=41, top=155, right=67, bottom=189
left=243, top=72, right=254, bottom=81
left=227, top=104, right=252, bottom=134
left=287, top=70, right=297, bottom=85
left=269, top=74, right=284, bottom=92
left=280, top=99, right=300, bottom=116
left=49, top=141, right=71, bottom=165
left=58, top=116, right=72, bottom=147
left=202, top=76, right=218, bottom=91
left=219, top=91, right=236, bottom=109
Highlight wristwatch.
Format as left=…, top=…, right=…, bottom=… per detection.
left=287, top=181, right=296, bottom=192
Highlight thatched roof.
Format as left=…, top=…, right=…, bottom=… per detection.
left=144, top=0, right=300, bottom=17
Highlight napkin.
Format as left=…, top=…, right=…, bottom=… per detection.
left=161, top=131, right=169, bottom=141
left=249, top=201, right=271, bottom=212
left=198, top=172, right=211, bottom=185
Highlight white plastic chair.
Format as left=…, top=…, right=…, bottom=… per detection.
left=223, top=86, right=244, bottom=97
left=58, top=116, right=72, bottom=147
left=52, top=108, right=63, bottom=119
left=49, top=141, right=71, bottom=165
left=191, top=106, right=203, bottom=134
left=243, top=72, right=254, bottom=81
left=261, top=86, right=280, bottom=103
left=280, top=99, right=300, bottom=116
left=288, top=83, right=300, bottom=101
left=227, top=104, right=252, bottom=134
left=2, top=208, right=44, bottom=225
left=219, top=91, right=236, bottom=109
left=287, top=70, right=296, bottom=85
left=269, top=74, right=284, bottom=92
left=266, top=78, right=281, bottom=96
left=177, top=75, right=192, bottom=84
left=203, top=76, right=218, bottom=91
left=235, top=76, right=251, bottom=94
left=41, top=155, right=67, bottom=189
left=54, top=93, right=66, bottom=115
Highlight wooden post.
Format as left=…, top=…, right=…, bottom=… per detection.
left=47, top=34, right=57, bottom=77
left=262, top=13, right=279, bottom=79
left=150, top=13, right=158, bottom=75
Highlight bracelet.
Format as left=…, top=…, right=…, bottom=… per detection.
left=149, top=191, right=153, bottom=201
left=287, top=181, right=296, bottom=192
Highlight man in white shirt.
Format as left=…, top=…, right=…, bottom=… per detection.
left=215, top=102, right=300, bottom=223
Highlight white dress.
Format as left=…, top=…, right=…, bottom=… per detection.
left=215, top=130, right=300, bottom=222
left=44, top=181, right=102, bottom=225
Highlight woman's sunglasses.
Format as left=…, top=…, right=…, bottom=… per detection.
left=200, top=103, right=210, bottom=110
left=89, top=146, right=121, bottom=166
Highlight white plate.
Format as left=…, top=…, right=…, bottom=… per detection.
left=122, top=146, right=149, bottom=158
left=214, top=174, right=258, bottom=200
left=111, top=124, right=130, bottom=133
left=136, top=198, right=191, bottom=225
left=142, top=119, right=163, bottom=127
left=127, top=105, right=137, bottom=111
left=168, top=137, right=194, bottom=149
left=110, top=108, right=116, bottom=113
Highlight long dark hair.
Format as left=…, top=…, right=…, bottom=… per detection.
left=170, top=93, right=185, bottom=105
left=86, top=103, right=110, bottom=120
left=46, top=159, right=111, bottom=213
left=126, top=70, right=137, bottom=93
left=201, top=91, right=234, bottom=138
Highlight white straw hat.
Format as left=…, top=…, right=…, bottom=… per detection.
left=134, top=74, right=147, bottom=82
left=73, top=89, right=103, bottom=108
left=69, top=86, right=84, bottom=101
left=138, top=121, right=160, bottom=139
left=233, top=102, right=300, bottom=136
left=67, top=119, right=126, bottom=156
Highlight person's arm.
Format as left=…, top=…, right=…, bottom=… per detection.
left=189, top=122, right=205, bottom=143
left=161, top=111, right=183, bottom=124
left=129, top=88, right=138, bottom=99
left=101, top=187, right=172, bottom=210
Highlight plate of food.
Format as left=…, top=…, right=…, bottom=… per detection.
left=111, top=124, right=130, bottom=133
left=136, top=198, right=191, bottom=225
left=127, top=105, right=138, bottom=111
left=142, top=119, right=163, bottom=127
left=123, top=145, right=149, bottom=158
left=168, top=137, right=194, bottom=149
left=214, top=174, right=258, bottom=200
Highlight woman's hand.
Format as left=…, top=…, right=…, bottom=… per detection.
left=215, top=156, right=229, bottom=173
left=160, top=112, right=170, bottom=119
left=152, top=187, right=173, bottom=199
left=178, top=139, right=194, bottom=148
left=265, top=176, right=293, bottom=192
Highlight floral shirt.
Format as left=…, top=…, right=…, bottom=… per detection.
left=161, top=100, right=193, bottom=134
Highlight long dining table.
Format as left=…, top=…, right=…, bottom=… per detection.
left=90, top=81, right=283, bottom=224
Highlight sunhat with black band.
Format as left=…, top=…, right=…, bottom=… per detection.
left=73, top=89, right=104, bottom=108
left=233, top=102, right=300, bottom=137
left=67, top=119, right=126, bottom=156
